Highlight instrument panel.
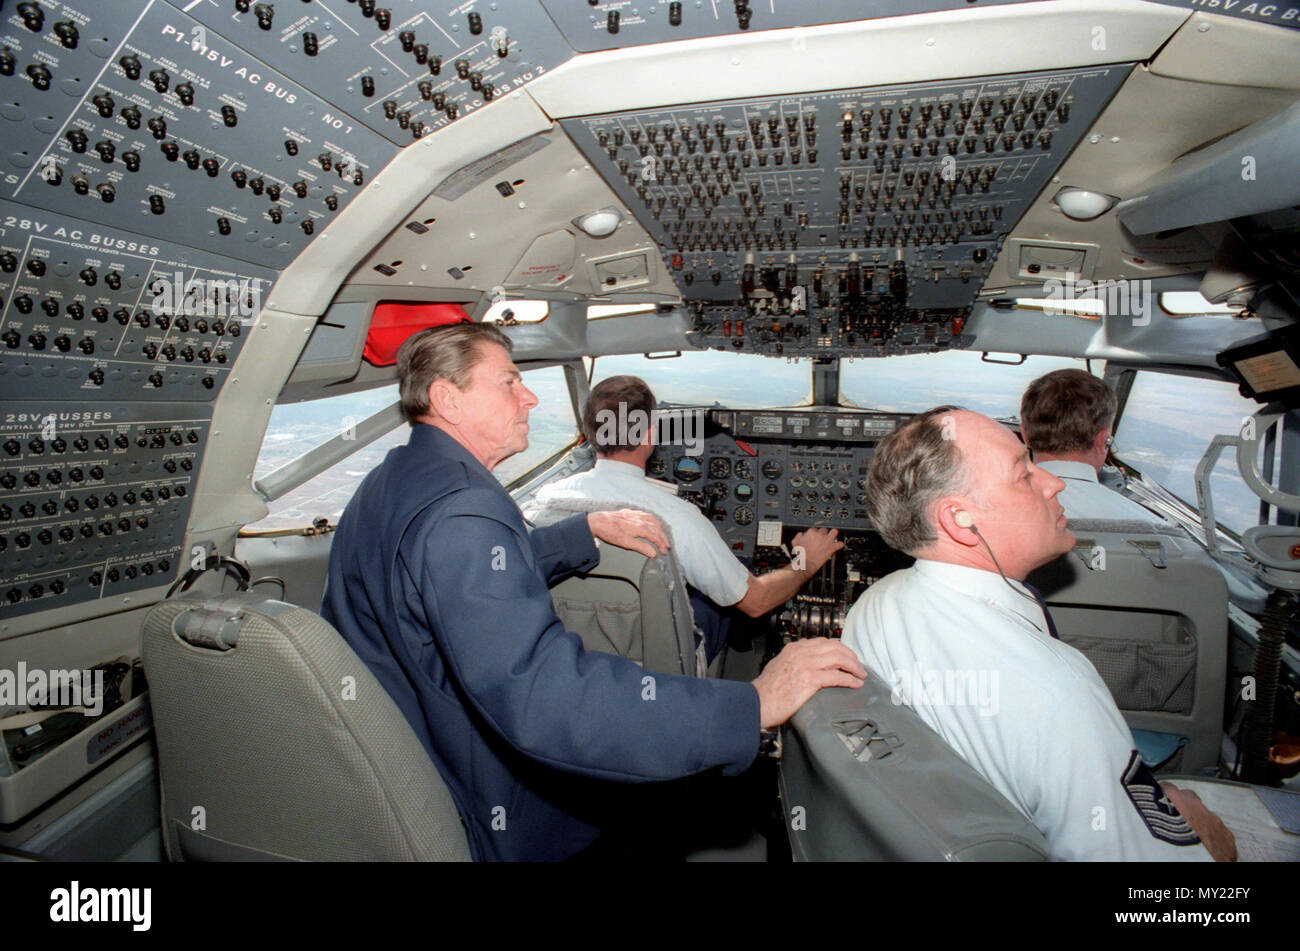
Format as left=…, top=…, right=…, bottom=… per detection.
left=647, top=406, right=902, bottom=558
left=645, top=406, right=916, bottom=640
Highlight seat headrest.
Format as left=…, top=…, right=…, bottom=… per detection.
left=168, top=592, right=298, bottom=651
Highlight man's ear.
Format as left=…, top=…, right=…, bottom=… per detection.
left=428, top=379, right=461, bottom=424
left=935, top=497, right=980, bottom=547
left=1094, top=426, right=1111, bottom=458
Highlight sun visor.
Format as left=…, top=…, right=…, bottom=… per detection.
left=362, top=302, right=472, bottom=367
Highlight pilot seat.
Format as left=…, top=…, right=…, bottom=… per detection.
left=141, top=591, right=470, bottom=861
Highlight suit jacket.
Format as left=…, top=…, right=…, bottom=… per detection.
left=321, top=423, right=760, bottom=860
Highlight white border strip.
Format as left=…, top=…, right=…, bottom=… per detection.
left=527, top=0, right=1188, bottom=118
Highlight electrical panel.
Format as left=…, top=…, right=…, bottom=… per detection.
left=0, top=201, right=274, bottom=401
left=172, top=0, right=575, bottom=146
left=2, top=0, right=400, bottom=269
left=0, top=401, right=209, bottom=618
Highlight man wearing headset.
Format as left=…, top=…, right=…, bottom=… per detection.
left=841, top=406, right=1235, bottom=861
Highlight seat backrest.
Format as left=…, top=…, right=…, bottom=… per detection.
left=141, top=592, right=470, bottom=861
left=533, top=503, right=702, bottom=676
left=1027, top=522, right=1228, bottom=773
left=779, top=684, right=1048, bottom=861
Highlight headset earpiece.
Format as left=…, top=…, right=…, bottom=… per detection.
left=953, top=510, right=974, bottom=529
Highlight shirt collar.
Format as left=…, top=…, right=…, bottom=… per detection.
left=1036, top=459, right=1099, bottom=483
left=409, top=422, right=488, bottom=474
left=592, top=458, right=647, bottom=479
left=912, top=559, right=1048, bottom=633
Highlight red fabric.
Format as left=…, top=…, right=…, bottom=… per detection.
left=362, top=302, right=471, bottom=367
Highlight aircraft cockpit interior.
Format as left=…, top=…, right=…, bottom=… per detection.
left=1, top=0, right=1299, bottom=880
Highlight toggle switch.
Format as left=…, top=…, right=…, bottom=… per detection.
left=26, top=63, right=51, bottom=90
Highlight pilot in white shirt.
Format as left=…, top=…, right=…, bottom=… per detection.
left=1020, top=368, right=1168, bottom=525
left=530, top=455, right=750, bottom=609
left=525, top=376, right=843, bottom=659
left=1035, top=458, right=1166, bottom=523
left=842, top=406, right=1231, bottom=861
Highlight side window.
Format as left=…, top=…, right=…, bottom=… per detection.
left=246, top=385, right=404, bottom=532
left=1112, top=371, right=1264, bottom=535
left=245, top=367, right=578, bottom=531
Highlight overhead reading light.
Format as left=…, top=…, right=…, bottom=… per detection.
left=1053, top=187, right=1118, bottom=221
left=574, top=209, right=622, bottom=237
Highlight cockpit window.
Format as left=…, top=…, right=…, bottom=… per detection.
left=244, top=366, right=577, bottom=531
left=246, top=384, right=403, bottom=532
left=839, top=351, right=1086, bottom=417
left=483, top=299, right=549, bottom=324
left=588, top=303, right=658, bottom=319
left=1158, top=292, right=1242, bottom=317
left=590, top=350, right=812, bottom=407
left=1111, top=371, right=1265, bottom=535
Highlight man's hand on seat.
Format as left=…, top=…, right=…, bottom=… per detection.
left=789, top=527, right=844, bottom=573
left=1160, top=782, right=1238, bottom=862
left=588, top=510, right=670, bottom=559
left=751, top=637, right=867, bottom=729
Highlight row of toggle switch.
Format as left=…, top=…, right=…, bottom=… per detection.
left=3, top=430, right=200, bottom=457
left=3, top=556, right=174, bottom=605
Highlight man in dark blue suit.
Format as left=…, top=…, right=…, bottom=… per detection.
left=322, top=322, right=865, bottom=860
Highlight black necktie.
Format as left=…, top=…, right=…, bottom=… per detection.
left=1022, top=582, right=1061, bottom=640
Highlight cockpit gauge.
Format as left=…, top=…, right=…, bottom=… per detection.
left=761, top=460, right=783, bottom=480
left=705, top=481, right=730, bottom=501
left=733, top=506, right=754, bottom=525
left=673, top=457, right=703, bottom=483
left=734, top=459, right=754, bottom=481
left=708, top=457, right=732, bottom=479
left=647, top=455, right=667, bottom=477
left=735, top=483, right=754, bottom=501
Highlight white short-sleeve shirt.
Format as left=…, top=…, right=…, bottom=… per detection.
left=1037, top=459, right=1169, bottom=525
left=842, top=559, right=1211, bottom=861
left=524, top=459, right=751, bottom=607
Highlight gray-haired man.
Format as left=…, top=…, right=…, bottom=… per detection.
left=322, top=322, right=867, bottom=860
left=841, top=406, right=1234, bottom=861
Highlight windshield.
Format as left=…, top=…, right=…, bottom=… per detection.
left=1112, top=371, right=1266, bottom=536
left=839, top=351, right=1087, bottom=416
left=591, top=350, right=812, bottom=407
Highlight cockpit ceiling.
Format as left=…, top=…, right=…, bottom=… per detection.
left=306, top=2, right=1298, bottom=366
left=0, top=3, right=1297, bottom=363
